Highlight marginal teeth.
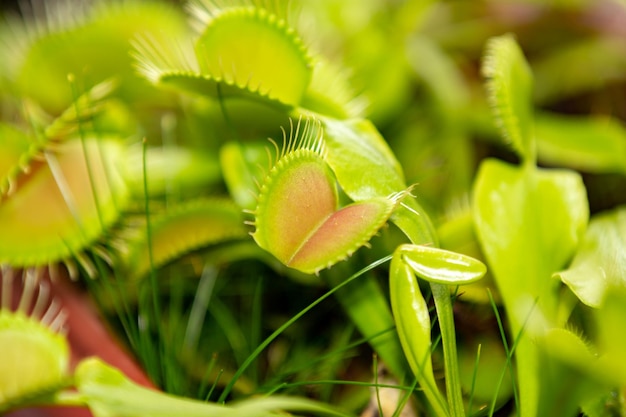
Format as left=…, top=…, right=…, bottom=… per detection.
left=0, top=266, right=67, bottom=333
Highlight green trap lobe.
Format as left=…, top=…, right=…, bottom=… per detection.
left=288, top=199, right=392, bottom=273
left=253, top=146, right=398, bottom=274
left=194, top=8, right=311, bottom=107
left=255, top=154, right=337, bottom=265
left=0, top=138, right=127, bottom=266
left=0, top=311, right=69, bottom=407
left=124, top=200, right=248, bottom=279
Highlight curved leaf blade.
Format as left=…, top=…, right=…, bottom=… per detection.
left=555, top=206, right=626, bottom=308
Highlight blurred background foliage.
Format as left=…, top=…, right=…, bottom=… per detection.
left=0, top=0, right=625, bottom=416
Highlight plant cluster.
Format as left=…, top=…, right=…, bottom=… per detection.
left=0, top=0, right=625, bottom=416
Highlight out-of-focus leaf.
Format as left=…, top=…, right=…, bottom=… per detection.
left=537, top=328, right=611, bottom=417
left=473, top=159, right=588, bottom=322
left=482, top=34, right=534, bottom=161
left=555, top=206, right=626, bottom=307
left=457, top=336, right=512, bottom=414
left=137, top=4, right=313, bottom=109
left=0, top=138, right=128, bottom=267
left=533, top=38, right=626, bottom=105
left=300, top=58, right=365, bottom=119
left=406, top=36, right=469, bottom=118
left=1, top=2, right=187, bottom=114
left=75, top=357, right=353, bottom=417
left=43, top=79, right=118, bottom=140
left=473, top=158, right=588, bottom=417
left=220, top=141, right=270, bottom=210
left=121, top=146, right=222, bottom=198
left=595, top=288, right=626, bottom=383
left=536, top=112, right=626, bottom=174
left=0, top=123, right=34, bottom=195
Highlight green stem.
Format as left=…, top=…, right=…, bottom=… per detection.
left=430, top=283, right=464, bottom=417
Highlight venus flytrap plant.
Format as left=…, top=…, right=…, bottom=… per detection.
left=250, top=119, right=404, bottom=275
left=5, top=1, right=625, bottom=416
left=246, top=118, right=412, bottom=382
left=389, top=245, right=486, bottom=417
left=474, top=34, right=590, bottom=417
left=535, top=206, right=626, bottom=411
left=248, top=115, right=488, bottom=415
left=315, top=116, right=487, bottom=416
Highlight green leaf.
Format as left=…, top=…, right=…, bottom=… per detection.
left=594, top=288, right=626, bottom=384
left=472, top=159, right=589, bottom=417
left=0, top=310, right=69, bottom=411
left=121, top=146, right=222, bottom=198
left=537, top=328, right=611, bottom=417
left=194, top=7, right=312, bottom=107
left=194, top=8, right=309, bottom=103
left=399, top=244, right=486, bottom=285
left=533, top=37, right=626, bottom=105
left=535, top=112, right=626, bottom=174
left=134, top=4, right=312, bottom=109
left=555, top=206, right=626, bottom=308
left=473, top=159, right=588, bottom=322
left=320, top=116, right=438, bottom=245
left=406, top=36, right=470, bottom=117
left=75, top=357, right=353, bottom=417
left=482, top=34, right=534, bottom=161
left=321, top=117, right=405, bottom=201
left=252, top=126, right=400, bottom=274
left=220, top=141, right=271, bottom=210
